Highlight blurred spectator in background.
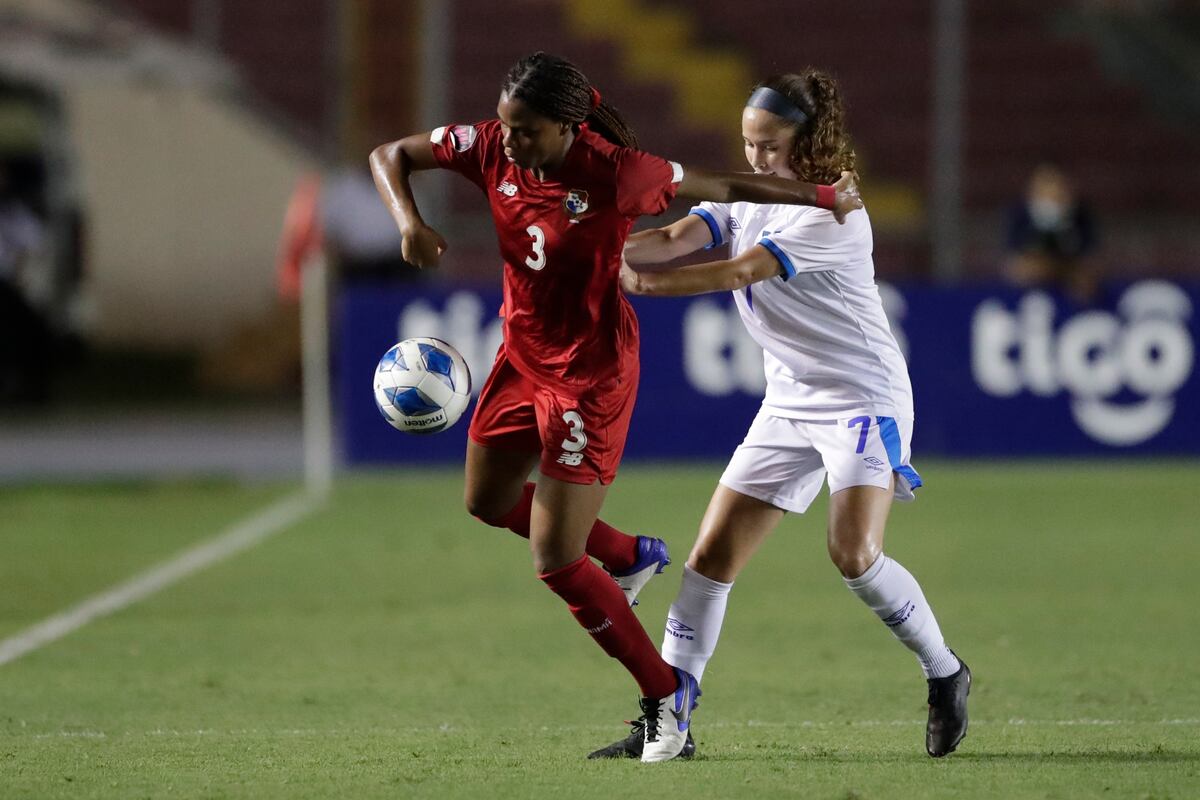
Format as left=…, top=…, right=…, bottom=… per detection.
left=276, top=164, right=422, bottom=301
left=1004, top=163, right=1100, bottom=304
left=321, top=164, right=422, bottom=284
left=202, top=160, right=426, bottom=396
left=0, top=162, right=54, bottom=404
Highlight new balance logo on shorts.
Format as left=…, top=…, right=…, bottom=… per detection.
left=556, top=452, right=584, bottom=466
left=497, top=180, right=518, bottom=197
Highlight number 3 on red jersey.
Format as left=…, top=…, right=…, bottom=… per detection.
left=525, top=225, right=546, bottom=271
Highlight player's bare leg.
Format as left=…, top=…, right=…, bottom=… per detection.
left=660, top=484, right=785, bottom=677
left=528, top=475, right=608, bottom=572
left=465, top=441, right=656, bottom=597
left=830, top=477, right=969, bottom=757
left=590, top=486, right=783, bottom=760
left=688, top=485, right=785, bottom=582
left=463, top=440, right=540, bottom=522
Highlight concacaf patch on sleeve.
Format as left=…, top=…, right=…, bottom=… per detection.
left=449, top=125, right=478, bottom=152
left=430, top=125, right=479, bottom=152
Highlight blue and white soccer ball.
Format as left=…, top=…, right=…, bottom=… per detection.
left=373, top=337, right=472, bottom=435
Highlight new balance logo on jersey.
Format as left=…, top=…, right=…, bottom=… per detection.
left=666, top=618, right=695, bottom=641
left=497, top=180, right=518, bottom=197
left=556, top=452, right=584, bottom=466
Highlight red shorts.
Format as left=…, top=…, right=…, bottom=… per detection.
left=468, top=346, right=638, bottom=485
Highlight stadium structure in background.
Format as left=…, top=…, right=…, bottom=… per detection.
left=2, top=0, right=1198, bottom=473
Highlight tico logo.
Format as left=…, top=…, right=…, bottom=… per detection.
left=972, top=282, right=1194, bottom=446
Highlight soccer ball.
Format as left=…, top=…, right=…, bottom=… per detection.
left=373, top=337, right=472, bottom=435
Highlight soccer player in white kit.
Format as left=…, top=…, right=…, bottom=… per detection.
left=588, top=69, right=971, bottom=762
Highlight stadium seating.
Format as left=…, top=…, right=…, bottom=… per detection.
left=112, top=0, right=1200, bottom=278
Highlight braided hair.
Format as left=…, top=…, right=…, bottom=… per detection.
left=502, top=52, right=639, bottom=149
left=753, top=70, right=857, bottom=185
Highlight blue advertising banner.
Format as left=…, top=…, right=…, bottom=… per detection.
left=337, top=280, right=1200, bottom=464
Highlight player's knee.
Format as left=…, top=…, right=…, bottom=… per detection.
left=464, top=490, right=504, bottom=526
left=530, top=540, right=582, bottom=575
left=827, top=533, right=880, bottom=579
left=686, top=542, right=738, bottom=584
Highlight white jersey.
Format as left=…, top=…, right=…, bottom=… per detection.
left=691, top=201, right=913, bottom=420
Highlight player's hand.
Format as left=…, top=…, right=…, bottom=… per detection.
left=619, top=260, right=643, bottom=294
left=832, top=171, right=862, bottom=224
left=401, top=224, right=448, bottom=268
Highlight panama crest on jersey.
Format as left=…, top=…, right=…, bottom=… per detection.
left=563, top=189, right=589, bottom=220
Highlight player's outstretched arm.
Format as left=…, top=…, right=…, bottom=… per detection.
left=369, top=134, right=448, bottom=268
left=677, top=169, right=862, bottom=224
left=620, top=245, right=781, bottom=297
left=623, top=215, right=712, bottom=265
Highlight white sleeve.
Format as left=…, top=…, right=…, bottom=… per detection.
left=757, top=210, right=869, bottom=280
left=687, top=202, right=732, bottom=250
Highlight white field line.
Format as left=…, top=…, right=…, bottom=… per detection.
left=0, top=492, right=316, bottom=668
left=21, top=719, right=1200, bottom=739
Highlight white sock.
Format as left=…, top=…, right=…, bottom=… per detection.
left=844, top=554, right=960, bottom=679
left=660, top=564, right=733, bottom=684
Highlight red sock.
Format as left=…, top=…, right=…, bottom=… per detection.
left=493, top=482, right=535, bottom=537
left=539, top=555, right=677, bottom=698
left=584, top=518, right=637, bottom=572
left=489, top=483, right=638, bottom=572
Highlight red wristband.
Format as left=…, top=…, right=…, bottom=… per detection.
left=816, top=184, right=836, bottom=210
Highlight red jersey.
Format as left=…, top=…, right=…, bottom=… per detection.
left=430, top=120, right=681, bottom=395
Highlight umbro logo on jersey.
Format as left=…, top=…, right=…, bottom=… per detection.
left=497, top=180, right=518, bottom=197
left=729, top=217, right=741, bottom=230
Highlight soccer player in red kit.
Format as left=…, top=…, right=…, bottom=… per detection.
left=370, top=52, right=861, bottom=762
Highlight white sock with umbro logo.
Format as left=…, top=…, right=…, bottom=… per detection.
left=660, top=565, right=733, bottom=684
left=844, top=554, right=960, bottom=679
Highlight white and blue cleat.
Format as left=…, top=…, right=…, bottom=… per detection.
left=608, top=536, right=671, bottom=607
left=640, top=667, right=701, bottom=763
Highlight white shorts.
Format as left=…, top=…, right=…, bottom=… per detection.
left=718, top=408, right=923, bottom=514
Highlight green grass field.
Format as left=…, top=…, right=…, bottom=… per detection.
left=1, top=462, right=1197, bottom=799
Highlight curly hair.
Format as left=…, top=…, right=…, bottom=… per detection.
left=752, top=70, right=856, bottom=184
left=501, top=52, right=639, bottom=149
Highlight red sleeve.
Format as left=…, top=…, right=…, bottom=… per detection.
left=615, top=149, right=682, bottom=217
left=429, top=120, right=498, bottom=190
